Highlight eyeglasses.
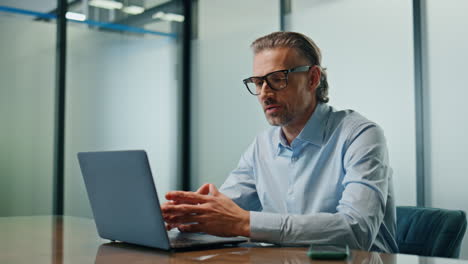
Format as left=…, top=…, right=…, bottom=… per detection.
left=242, top=65, right=313, bottom=96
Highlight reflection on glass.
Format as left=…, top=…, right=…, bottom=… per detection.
left=64, top=1, right=183, bottom=218
left=0, top=1, right=56, bottom=217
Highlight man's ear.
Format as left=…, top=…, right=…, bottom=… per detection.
left=309, top=66, right=321, bottom=91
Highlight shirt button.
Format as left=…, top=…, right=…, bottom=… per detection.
left=291, top=157, right=297, bottom=162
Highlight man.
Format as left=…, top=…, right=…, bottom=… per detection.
left=162, top=31, right=398, bottom=253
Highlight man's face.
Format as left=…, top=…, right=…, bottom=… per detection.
left=253, top=47, right=318, bottom=128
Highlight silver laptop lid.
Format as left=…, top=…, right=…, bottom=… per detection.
left=77, top=150, right=171, bottom=250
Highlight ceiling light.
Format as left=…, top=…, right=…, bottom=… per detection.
left=164, top=13, right=184, bottom=22
left=152, top=11, right=184, bottom=22
left=122, top=5, right=145, bottom=15
left=89, top=0, right=123, bottom=10
left=152, top=11, right=165, bottom=19
left=66, top=12, right=86, bottom=21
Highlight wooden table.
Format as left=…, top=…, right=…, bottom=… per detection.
left=0, top=216, right=466, bottom=264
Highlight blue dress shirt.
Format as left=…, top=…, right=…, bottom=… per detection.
left=220, top=103, right=398, bottom=253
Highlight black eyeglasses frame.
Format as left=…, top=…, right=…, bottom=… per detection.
left=242, top=65, right=313, bottom=96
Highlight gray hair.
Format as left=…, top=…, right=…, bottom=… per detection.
left=251, top=31, right=329, bottom=103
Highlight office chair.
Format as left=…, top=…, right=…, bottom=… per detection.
left=396, top=206, right=467, bottom=258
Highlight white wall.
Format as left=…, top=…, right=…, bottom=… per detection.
left=425, top=0, right=468, bottom=258
left=64, top=24, right=180, bottom=217
left=0, top=17, right=55, bottom=216
left=285, top=0, right=417, bottom=206
left=190, top=0, right=279, bottom=189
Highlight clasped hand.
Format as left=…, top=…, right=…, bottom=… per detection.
left=161, top=183, right=250, bottom=237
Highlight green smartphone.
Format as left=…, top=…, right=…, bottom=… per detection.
left=307, top=244, right=350, bottom=260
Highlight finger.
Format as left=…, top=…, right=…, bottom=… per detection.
left=166, top=223, right=176, bottom=231
left=167, top=223, right=186, bottom=231
left=162, top=205, right=206, bottom=223
left=162, top=210, right=187, bottom=220
left=165, top=191, right=211, bottom=204
left=161, top=200, right=177, bottom=210
left=178, top=223, right=205, bottom=233
left=162, top=204, right=207, bottom=215
left=196, top=183, right=211, bottom=195
left=209, top=184, right=220, bottom=196
left=164, top=213, right=206, bottom=224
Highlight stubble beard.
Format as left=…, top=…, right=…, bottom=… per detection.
left=263, top=97, right=294, bottom=127
left=265, top=109, right=294, bottom=127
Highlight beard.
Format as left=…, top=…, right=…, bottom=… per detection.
left=263, top=98, right=295, bottom=127
left=265, top=110, right=295, bottom=127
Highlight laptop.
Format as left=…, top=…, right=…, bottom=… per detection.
left=77, top=150, right=247, bottom=250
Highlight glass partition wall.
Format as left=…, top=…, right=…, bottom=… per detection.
left=190, top=0, right=279, bottom=189
left=0, top=0, right=57, bottom=216
left=425, top=0, right=468, bottom=258
left=284, top=0, right=417, bottom=206
left=0, top=0, right=184, bottom=217
left=64, top=0, right=183, bottom=217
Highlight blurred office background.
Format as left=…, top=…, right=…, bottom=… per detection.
left=1, top=0, right=467, bottom=258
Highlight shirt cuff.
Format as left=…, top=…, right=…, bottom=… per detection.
left=249, top=211, right=283, bottom=243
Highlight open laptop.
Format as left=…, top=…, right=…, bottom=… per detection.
left=77, top=150, right=247, bottom=250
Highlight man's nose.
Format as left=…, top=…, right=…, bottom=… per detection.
left=258, top=81, right=274, bottom=99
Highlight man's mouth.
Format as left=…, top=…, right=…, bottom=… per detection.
left=265, top=104, right=281, bottom=114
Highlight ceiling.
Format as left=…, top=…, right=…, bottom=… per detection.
left=0, top=0, right=183, bottom=34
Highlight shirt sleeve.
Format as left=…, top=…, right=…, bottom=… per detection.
left=220, top=139, right=263, bottom=212
left=249, top=124, right=392, bottom=251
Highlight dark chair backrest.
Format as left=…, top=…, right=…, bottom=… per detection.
left=396, top=206, right=467, bottom=258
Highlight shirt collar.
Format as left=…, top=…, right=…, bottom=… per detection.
left=296, top=102, right=328, bottom=147
left=272, top=103, right=329, bottom=153
left=272, top=127, right=285, bottom=156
